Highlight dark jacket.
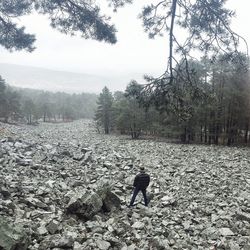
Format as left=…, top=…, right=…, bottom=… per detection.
left=133, top=172, right=150, bottom=189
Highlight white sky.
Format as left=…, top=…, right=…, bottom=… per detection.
left=0, top=0, right=249, bottom=82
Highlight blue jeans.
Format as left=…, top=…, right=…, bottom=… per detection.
left=129, top=187, right=148, bottom=206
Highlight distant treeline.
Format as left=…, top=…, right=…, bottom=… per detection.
left=0, top=76, right=97, bottom=123
left=95, top=54, right=250, bottom=146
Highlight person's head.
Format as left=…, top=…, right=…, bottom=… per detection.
left=140, top=166, right=145, bottom=173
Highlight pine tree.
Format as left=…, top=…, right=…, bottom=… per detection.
left=0, top=76, right=6, bottom=118
left=95, top=86, right=114, bottom=134
left=0, top=0, right=125, bottom=52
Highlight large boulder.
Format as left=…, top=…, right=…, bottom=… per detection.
left=96, top=182, right=121, bottom=212
left=0, top=216, right=29, bottom=250
left=101, top=191, right=121, bottom=212
left=66, top=191, right=103, bottom=219
left=66, top=183, right=121, bottom=219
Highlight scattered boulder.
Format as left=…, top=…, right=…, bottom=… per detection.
left=96, top=239, right=111, bottom=250
left=0, top=120, right=249, bottom=250
left=132, top=221, right=145, bottom=229
left=97, top=183, right=121, bottom=212
left=0, top=187, right=11, bottom=199
left=46, top=220, right=60, bottom=234
left=219, top=227, right=235, bottom=236
left=0, top=216, right=29, bottom=250
left=66, top=184, right=121, bottom=219
left=66, top=191, right=103, bottom=219
left=236, top=211, right=250, bottom=222
left=102, top=190, right=121, bottom=212
left=39, top=234, right=74, bottom=249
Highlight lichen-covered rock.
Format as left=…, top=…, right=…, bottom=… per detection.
left=66, top=191, right=103, bottom=219
left=0, top=216, right=29, bottom=250
left=46, top=220, right=60, bottom=234
left=102, top=190, right=121, bottom=212
left=38, top=234, right=74, bottom=250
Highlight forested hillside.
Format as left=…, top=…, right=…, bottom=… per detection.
left=0, top=76, right=97, bottom=123
left=95, top=54, right=250, bottom=146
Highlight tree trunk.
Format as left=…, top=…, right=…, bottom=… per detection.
left=169, top=0, right=178, bottom=82
left=215, top=123, right=219, bottom=145
left=200, top=125, right=203, bottom=143
left=244, top=122, right=249, bottom=143
left=180, top=127, right=187, bottom=143
left=204, top=124, right=207, bottom=143
left=227, top=115, right=232, bottom=146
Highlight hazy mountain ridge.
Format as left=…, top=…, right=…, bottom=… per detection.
left=0, top=63, right=130, bottom=94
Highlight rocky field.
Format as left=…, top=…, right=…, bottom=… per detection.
left=0, top=120, right=249, bottom=250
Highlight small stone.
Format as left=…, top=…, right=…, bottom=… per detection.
left=236, top=211, right=250, bottom=222
left=61, top=150, right=71, bottom=157
left=103, top=161, right=112, bottom=168
left=219, top=228, right=234, bottom=236
left=132, top=221, right=145, bottom=229
left=52, top=235, right=74, bottom=248
left=73, top=153, right=85, bottom=161
left=43, top=144, right=53, bottom=150
left=37, top=226, right=48, bottom=236
left=46, top=220, right=60, bottom=234
left=73, top=241, right=83, bottom=250
left=96, top=239, right=111, bottom=250
left=0, top=187, right=11, bottom=198
left=127, top=244, right=136, bottom=250
left=185, top=168, right=196, bottom=173
left=161, top=195, right=176, bottom=205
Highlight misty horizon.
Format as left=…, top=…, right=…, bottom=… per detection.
left=0, top=63, right=151, bottom=94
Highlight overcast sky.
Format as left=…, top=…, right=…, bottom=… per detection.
left=0, top=0, right=249, bottom=86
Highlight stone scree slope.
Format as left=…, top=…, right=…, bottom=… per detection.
left=0, top=120, right=249, bottom=250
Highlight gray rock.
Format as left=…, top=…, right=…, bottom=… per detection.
left=161, top=195, right=176, bottom=206
left=0, top=187, right=11, bottom=198
left=236, top=211, right=250, bottom=222
left=66, top=191, right=103, bottom=219
left=0, top=216, right=29, bottom=250
left=132, top=221, right=145, bottom=229
left=18, top=158, right=32, bottom=166
left=83, top=151, right=92, bottom=163
left=73, top=241, right=83, bottom=250
left=46, top=220, right=60, bottom=234
left=150, top=236, right=170, bottom=250
left=73, top=153, right=85, bottom=161
left=102, top=191, right=121, bottom=212
left=96, top=239, right=111, bottom=250
left=103, top=161, right=112, bottom=168
left=185, top=168, right=196, bottom=173
left=202, top=227, right=219, bottom=239
left=1, top=119, right=250, bottom=250
left=61, top=150, right=72, bottom=157
left=219, top=227, right=235, bottom=236
left=125, top=244, right=137, bottom=250
left=52, top=235, right=74, bottom=248
left=96, top=182, right=121, bottom=212
left=43, top=144, right=53, bottom=150
left=39, top=234, right=74, bottom=249
left=37, top=225, right=48, bottom=236
left=24, top=197, right=48, bottom=209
